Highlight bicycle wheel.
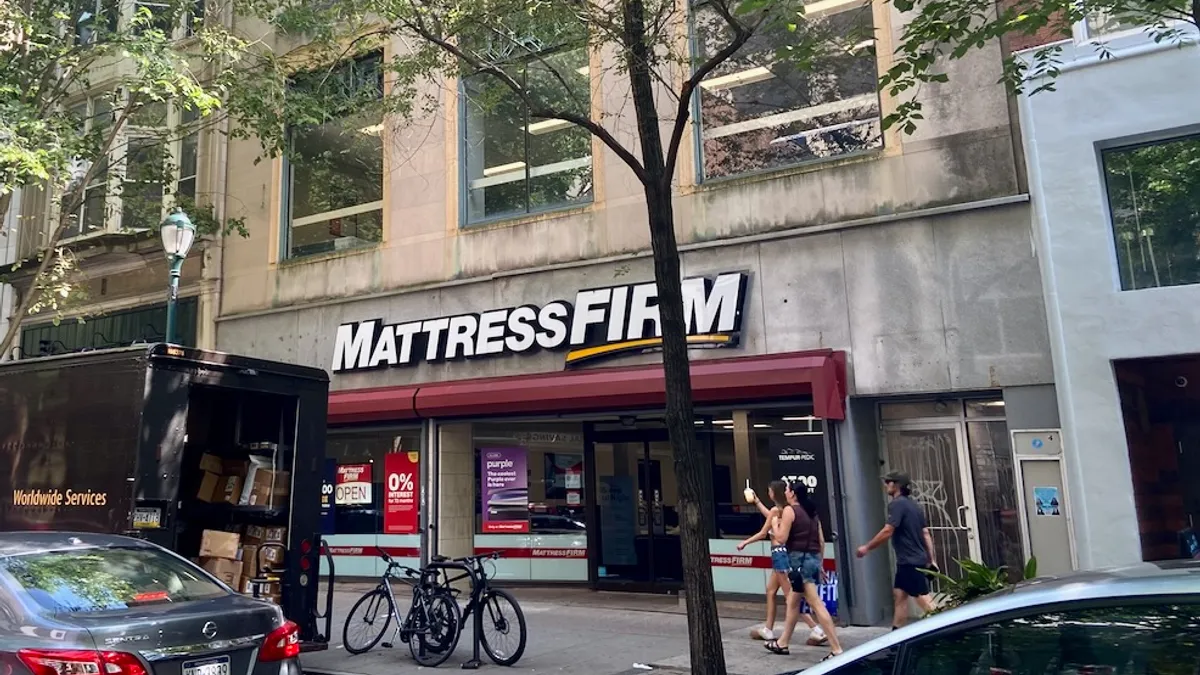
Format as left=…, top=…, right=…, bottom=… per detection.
left=479, top=588, right=526, bottom=666
left=407, top=589, right=462, bottom=667
left=342, top=589, right=393, bottom=655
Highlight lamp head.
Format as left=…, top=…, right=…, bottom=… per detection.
left=160, top=208, right=196, bottom=260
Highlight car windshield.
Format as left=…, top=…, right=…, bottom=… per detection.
left=0, top=546, right=227, bottom=613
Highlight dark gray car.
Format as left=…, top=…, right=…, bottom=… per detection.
left=0, top=532, right=301, bottom=675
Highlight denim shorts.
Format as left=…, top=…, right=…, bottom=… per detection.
left=787, top=551, right=822, bottom=591
left=770, top=546, right=790, bottom=572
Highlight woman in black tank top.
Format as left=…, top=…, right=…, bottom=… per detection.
left=765, top=481, right=843, bottom=659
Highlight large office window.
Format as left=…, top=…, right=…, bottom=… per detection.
left=692, top=0, right=882, bottom=181
left=17, top=94, right=201, bottom=253
left=1103, top=135, right=1200, bottom=291
left=284, top=53, right=384, bottom=259
left=462, top=46, right=593, bottom=224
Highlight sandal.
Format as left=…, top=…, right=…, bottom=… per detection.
left=764, top=639, right=790, bottom=655
left=820, top=652, right=842, bottom=662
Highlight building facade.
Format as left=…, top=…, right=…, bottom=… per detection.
left=1017, top=21, right=1200, bottom=570
left=213, top=0, right=1058, bottom=625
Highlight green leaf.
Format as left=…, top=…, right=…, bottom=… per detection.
left=1024, top=556, right=1038, bottom=580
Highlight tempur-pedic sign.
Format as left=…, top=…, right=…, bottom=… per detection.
left=332, top=271, right=749, bottom=372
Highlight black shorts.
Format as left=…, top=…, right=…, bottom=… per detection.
left=894, top=564, right=931, bottom=597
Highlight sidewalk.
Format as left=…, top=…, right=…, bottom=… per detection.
left=301, top=585, right=887, bottom=675
left=649, top=626, right=888, bottom=674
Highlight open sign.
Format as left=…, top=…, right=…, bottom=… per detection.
left=336, top=464, right=373, bottom=505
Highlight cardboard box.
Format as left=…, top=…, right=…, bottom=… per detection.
left=237, top=576, right=257, bottom=594
left=238, top=456, right=277, bottom=505
left=224, top=459, right=249, bottom=478
left=199, top=529, right=240, bottom=560
left=196, top=472, right=220, bottom=503
left=201, top=557, right=243, bottom=586
left=218, top=475, right=245, bottom=505
left=247, top=471, right=290, bottom=507
left=244, top=525, right=287, bottom=544
left=240, top=542, right=284, bottom=574
left=199, top=453, right=224, bottom=474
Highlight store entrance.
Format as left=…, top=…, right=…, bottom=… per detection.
left=587, top=428, right=683, bottom=592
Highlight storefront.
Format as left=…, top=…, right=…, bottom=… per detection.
left=320, top=349, right=849, bottom=614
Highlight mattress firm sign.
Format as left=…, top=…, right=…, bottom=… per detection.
left=331, top=271, right=749, bottom=373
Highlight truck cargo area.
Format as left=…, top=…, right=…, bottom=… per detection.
left=176, top=385, right=296, bottom=593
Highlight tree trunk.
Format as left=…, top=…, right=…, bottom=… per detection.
left=622, top=1, right=726, bottom=673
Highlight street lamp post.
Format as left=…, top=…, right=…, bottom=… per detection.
left=160, top=208, right=197, bottom=345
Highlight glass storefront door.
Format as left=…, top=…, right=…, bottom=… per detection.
left=588, top=429, right=683, bottom=591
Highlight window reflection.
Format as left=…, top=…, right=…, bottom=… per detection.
left=472, top=422, right=587, bottom=534
left=1103, top=136, right=1200, bottom=291
left=692, top=0, right=882, bottom=180
left=906, top=603, right=1200, bottom=675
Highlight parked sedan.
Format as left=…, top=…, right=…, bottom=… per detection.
left=0, top=532, right=300, bottom=675
left=780, top=560, right=1200, bottom=675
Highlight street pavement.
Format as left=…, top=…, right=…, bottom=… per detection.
left=301, top=584, right=888, bottom=675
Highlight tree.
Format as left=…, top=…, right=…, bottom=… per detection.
left=880, top=0, right=1200, bottom=134
left=0, top=0, right=274, bottom=359
left=237, top=0, right=863, bottom=671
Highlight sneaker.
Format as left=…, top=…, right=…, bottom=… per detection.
left=751, top=626, right=775, bottom=641
left=806, top=626, right=829, bottom=646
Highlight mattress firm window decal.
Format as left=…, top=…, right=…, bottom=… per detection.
left=331, top=271, right=750, bottom=372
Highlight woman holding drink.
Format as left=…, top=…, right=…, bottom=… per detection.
left=738, top=480, right=827, bottom=646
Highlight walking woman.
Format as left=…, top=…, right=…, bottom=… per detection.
left=740, top=480, right=826, bottom=646
left=764, top=480, right=843, bottom=659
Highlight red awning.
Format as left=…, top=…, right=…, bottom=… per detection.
left=327, top=349, right=847, bottom=425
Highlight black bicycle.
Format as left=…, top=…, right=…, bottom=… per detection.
left=429, top=551, right=527, bottom=668
left=342, top=548, right=462, bottom=666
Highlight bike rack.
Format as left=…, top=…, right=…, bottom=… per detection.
left=426, top=559, right=484, bottom=670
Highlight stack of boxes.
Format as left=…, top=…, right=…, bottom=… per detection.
left=197, top=524, right=289, bottom=605
left=196, top=445, right=291, bottom=508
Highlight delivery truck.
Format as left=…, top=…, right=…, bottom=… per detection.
left=0, top=343, right=335, bottom=651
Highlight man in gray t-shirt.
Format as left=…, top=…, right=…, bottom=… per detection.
left=856, top=471, right=938, bottom=628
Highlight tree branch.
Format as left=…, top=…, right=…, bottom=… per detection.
left=394, top=13, right=649, bottom=183
left=663, top=0, right=757, bottom=183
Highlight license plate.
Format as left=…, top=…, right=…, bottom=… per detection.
left=183, top=656, right=230, bottom=675
left=132, top=507, right=162, bottom=529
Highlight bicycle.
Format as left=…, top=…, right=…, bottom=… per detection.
left=342, top=548, right=463, bottom=666
left=428, top=551, right=527, bottom=668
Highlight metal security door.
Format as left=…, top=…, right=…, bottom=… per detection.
left=881, top=424, right=982, bottom=579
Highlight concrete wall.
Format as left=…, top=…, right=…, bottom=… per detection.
left=1017, top=33, right=1200, bottom=567
left=219, top=200, right=1053, bottom=397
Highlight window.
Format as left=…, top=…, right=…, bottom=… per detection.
left=18, top=94, right=203, bottom=252
left=74, top=0, right=119, bottom=45
left=324, top=428, right=422, bottom=535
left=65, top=97, right=114, bottom=239
left=692, top=0, right=882, bottom=180
left=284, top=53, right=384, bottom=259
left=1102, top=135, right=1200, bottom=291
left=462, top=46, right=593, bottom=224
left=827, top=646, right=898, bottom=675
left=903, top=602, right=1200, bottom=675
left=74, top=0, right=201, bottom=43
left=132, top=0, right=176, bottom=35
left=0, top=546, right=227, bottom=612
left=19, top=297, right=198, bottom=356
left=472, top=422, right=587, bottom=535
